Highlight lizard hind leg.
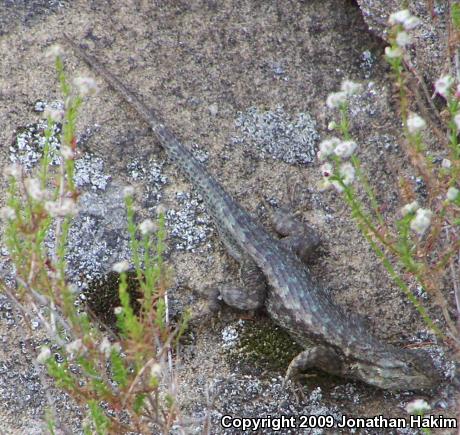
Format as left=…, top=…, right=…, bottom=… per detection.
left=219, top=258, right=267, bottom=311
left=271, top=208, right=321, bottom=263
left=284, top=346, right=344, bottom=385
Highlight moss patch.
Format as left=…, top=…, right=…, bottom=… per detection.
left=228, top=318, right=303, bottom=373
left=227, top=318, right=347, bottom=389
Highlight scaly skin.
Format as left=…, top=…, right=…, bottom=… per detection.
left=66, top=37, right=441, bottom=391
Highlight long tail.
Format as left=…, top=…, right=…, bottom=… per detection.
left=63, top=35, right=158, bottom=127
left=63, top=36, right=236, bottom=221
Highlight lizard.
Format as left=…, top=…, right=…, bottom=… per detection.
left=65, top=37, right=442, bottom=391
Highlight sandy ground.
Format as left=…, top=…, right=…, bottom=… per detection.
left=0, top=0, right=457, bottom=433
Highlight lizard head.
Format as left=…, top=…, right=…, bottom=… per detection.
left=349, top=347, right=442, bottom=391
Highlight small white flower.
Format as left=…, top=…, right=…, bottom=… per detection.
left=73, top=76, right=98, bottom=96
left=45, top=44, right=65, bottom=60
left=447, top=186, right=459, bottom=201
left=454, top=113, right=460, bottom=130
left=410, top=208, right=433, bottom=235
left=406, top=113, right=426, bottom=134
left=339, top=162, right=355, bottom=185
left=334, top=140, right=357, bottom=160
left=112, top=260, right=130, bottom=273
left=99, top=337, right=112, bottom=357
left=396, top=31, right=412, bottom=47
left=44, top=198, right=78, bottom=217
left=340, top=80, right=362, bottom=96
left=156, top=204, right=167, bottom=216
left=434, top=75, right=454, bottom=98
left=327, top=121, right=337, bottom=131
left=114, top=306, right=123, bottom=315
left=318, top=178, right=332, bottom=191
left=317, top=137, right=340, bottom=160
left=44, top=107, right=65, bottom=123
left=326, top=91, right=347, bottom=109
left=122, top=186, right=136, bottom=198
left=58, top=198, right=78, bottom=216
left=389, top=9, right=411, bottom=25
left=24, top=178, right=47, bottom=201
left=65, top=339, right=83, bottom=355
left=401, top=201, right=419, bottom=216
left=139, top=219, right=157, bottom=235
left=60, top=145, right=74, bottom=160
left=331, top=180, right=344, bottom=193
left=150, top=363, right=162, bottom=379
left=403, top=16, right=421, bottom=30
left=208, top=103, right=218, bottom=116
left=5, top=164, right=22, bottom=179
left=385, top=46, right=403, bottom=59
left=44, top=200, right=59, bottom=216
left=319, top=178, right=345, bottom=193
left=0, top=206, right=15, bottom=221
left=441, top=158, right=452, bottom=169
left=320, top=162, right=333, bottom=178
left=37, top=346, right=51, bottom=364
left=405, top=399, right=430, bottom=414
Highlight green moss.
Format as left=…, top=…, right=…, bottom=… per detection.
left=229, top=318, right=303, bottom=373
left=227, top=319, right=348, bottom=389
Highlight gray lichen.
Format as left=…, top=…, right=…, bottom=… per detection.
left=234, top=106, right=319, bottom=165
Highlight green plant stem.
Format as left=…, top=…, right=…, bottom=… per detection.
left=351, top=155, right=386, bottom=227
left=356, top=219, right=442, bottom=337
left=337, top=179, right=398, bottom=256
left=336, top=178, right=442, bottom=336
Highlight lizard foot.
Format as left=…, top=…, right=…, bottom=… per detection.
left=283, top=346, right=343, bottom=387
left=219, top=283, right=264, bottom=311
left=219, top=259, right=267, bottom=311
left=183, top=284, right=223, bottom=327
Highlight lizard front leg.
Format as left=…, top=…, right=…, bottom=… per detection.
left=272, top=208, right=321, bottom=263
left=189, top=244, right=266, bottom=316
left=219, top=258, right=267, bottom=310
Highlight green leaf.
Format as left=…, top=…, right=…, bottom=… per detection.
left=91, top=379, right=111, bottom=398
left=45, top=409, right=56, bottom=435
left=133, top=393, right=147, bottom=414
left=452, top=2, right=460, bottom=30
left=88, top=400, right=110, bottom=435
left=77, top=356, right=98, bottom=377
left=164, top=393, right=175, bottom=409
left=110, top=349, right=128, bottom=388
left=47, top=359, right=75, bottom=391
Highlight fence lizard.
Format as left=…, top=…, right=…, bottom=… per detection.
left=65, top=37, right=442, bottom=391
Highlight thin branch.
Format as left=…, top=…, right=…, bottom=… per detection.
left=450, top=247, right=460, bottom=333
